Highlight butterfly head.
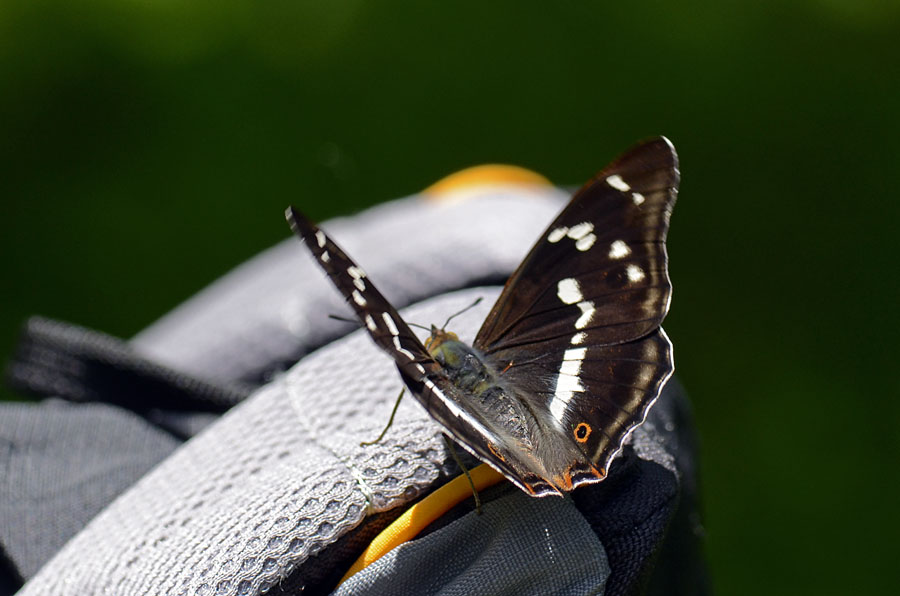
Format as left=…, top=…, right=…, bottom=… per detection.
left=424, top=326, right=460, bottom=362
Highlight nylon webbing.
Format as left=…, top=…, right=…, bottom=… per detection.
left=6, top=316, right=252, bottom=412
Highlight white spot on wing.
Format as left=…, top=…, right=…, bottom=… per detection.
left=382, top=313, right=400, bottom=336
left=575, top=233, right=596, bottom=251
left=575, top=301, right=595, bottom=329
left=571, top=332, right=586, bottom=345
left=548, top=227, right=568, bottom=243
left=424, top=378, right=462, bottom=417
left=606, top=174, right=631, bottom=192
left=549, top=347, right=587, bottom=423
left=566, top=222, right=594, bottom=240
left=347, top=266, right=367, bottom=290
left=320, top=251, right=331, bottom=263
left=315, top=231, right=326, bottom=248
left=564, top=347, right=587, bottom=361
left=365, top=314, right=377, bottom=332
left=632, top=192, right=645, bottom=205
left=626, top=264, right=646, bottom=283
left=392, top=336, right=415, bottom=360
left=551, top=223, right=596, bottom=250
left=352, top=290, right=367, bottom=306
left=557, top=278, right=583, bottom=305
left=609, top=240, right=631, bottom=259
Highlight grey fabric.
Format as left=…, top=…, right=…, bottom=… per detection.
left=335, top=489, right=609, bottom=596
left=0, top=401, right=181, bottom=579
left=130, top=186, right=567, bottom=386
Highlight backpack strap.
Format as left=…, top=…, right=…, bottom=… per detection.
left=6, top=316, right=252, bottom=413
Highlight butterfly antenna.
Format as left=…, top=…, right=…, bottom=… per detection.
left=332, top=313, right=431, bottom=333
left=441, top=297, right=483, bottom=330
left=328, top=314, right=358, bottom=325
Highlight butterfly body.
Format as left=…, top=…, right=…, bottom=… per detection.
left=287, top=136, right=679, bottom=497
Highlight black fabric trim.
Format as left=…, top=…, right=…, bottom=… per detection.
left=5, top=317, right=252, bottom=413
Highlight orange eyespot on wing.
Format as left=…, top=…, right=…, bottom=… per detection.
left=573, top=422, right=592, bottom=443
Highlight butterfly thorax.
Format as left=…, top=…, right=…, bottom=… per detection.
left=425, top=327, right=530, bottom=441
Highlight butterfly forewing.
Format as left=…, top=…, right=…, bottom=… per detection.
left=286, top=208, right=543, bottom=491
left=474, top=137, right=678, bottom=353
left=286, top=207, right=432, bottom=373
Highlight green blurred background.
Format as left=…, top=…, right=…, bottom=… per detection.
left=2, top=1, right=898, bottom=594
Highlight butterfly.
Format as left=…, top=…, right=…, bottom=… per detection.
left=286, top=136, right=678, bottom=497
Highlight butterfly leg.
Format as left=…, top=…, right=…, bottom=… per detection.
left=360, top=387, right=406, bottom=446
left=442, top=435, right=483, bottom=515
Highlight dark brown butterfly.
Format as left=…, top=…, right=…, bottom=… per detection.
left=286, top=137, right=678, bottom=497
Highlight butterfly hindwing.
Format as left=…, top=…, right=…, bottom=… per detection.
left=486, top=329, right=673, bottom=479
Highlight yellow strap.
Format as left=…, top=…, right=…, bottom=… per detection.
left=423, top=164, right=552, bottom=198
left=338, top=464, right=505, bottom=586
